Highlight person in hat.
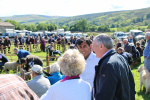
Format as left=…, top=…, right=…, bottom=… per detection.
left=27, top=65, right=50, bottom=98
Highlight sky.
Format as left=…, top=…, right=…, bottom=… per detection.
left=0, top=0, right=150, bottom=17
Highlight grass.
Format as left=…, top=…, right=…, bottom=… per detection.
left=1, top=42, right=150, bottom=100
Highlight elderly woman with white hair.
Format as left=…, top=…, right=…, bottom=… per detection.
left=41, top=49, right=91, bottom=100
left=43, top=62, right=65, bottom=85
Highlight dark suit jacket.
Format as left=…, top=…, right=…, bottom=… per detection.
left=4, top=39, right=11, bottom=47
left=93, top=49, right=135, bottom=100
left=0, top=40, right=4, bottom=46
left=26, top=38, right=30, bottom=45
left=48, top=39, right=55, bottom=44
left=124, top=43, right=132, bottom=54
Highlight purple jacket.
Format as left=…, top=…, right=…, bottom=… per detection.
left=40, top=40, right=45, bottom=46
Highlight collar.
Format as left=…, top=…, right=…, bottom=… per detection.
left=102, top=49, right=112, bottom=58
left=147, top=39, right=150, bottom=43
left=87, top=52, right=94, bottom=60
left=61, top=75, right=80, bottom=82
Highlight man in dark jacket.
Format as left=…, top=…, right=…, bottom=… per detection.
left=48, top=36, right=55, bottom=44
left=92, top=34, right=135, bottom=100
left=20, top=55, right=43, bottom=72
left=4, top=36, right=11, bottom=53
left=124, top=39, right=132, bottom=54
left=26, top=35, right=30, bottom=51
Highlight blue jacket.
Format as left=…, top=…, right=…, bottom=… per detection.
left=47, top=72, right=65, bottom=85
left=144, top=39, right=150, bottom=58
left=17, top=49, right=30, bottom=60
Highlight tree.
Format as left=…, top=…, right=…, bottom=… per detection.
left=98, top=25, right=110, bottom=32
left=146, top=13, right=150, bottom=19
left=110, top=24, right=115, bottom=28
left=62, top=25, right=69, bottom=31
left=147, top=23, right=150, bottom=29
left=26, top=24, right=37, bottom=32
left=76, top=19, right=90, bottom=32
left=89, top=25, right=97, bottom=31
left=36, top=23, right=48, bottom=31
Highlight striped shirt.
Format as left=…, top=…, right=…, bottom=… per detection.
left=0, top=74, right=39, bottom=100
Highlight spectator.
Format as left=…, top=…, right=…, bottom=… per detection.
left=41, top=49, right=91, bottom=100
left=35, top=35, right=40, bottom=51
left=144, top=32, right=150, bottom=72
left=43, top=62, right=65, bottom=85
left=115, top=39, right=122, bottom=51
left=0, top=74, right=39, bottom=100
left=136, top=42, right=142, bottom=57
left=90, top=34, right=94, bottom=41
left=117, top=47, right=133, bottom=65
left=4, top=36, right=11, bottom=53
left=14, top=47, right=30, bottom=64
left=64, top=36, right=68, bottom=44
left=69, top=36, right=75, bottom=44
left=61, top=37, right=66, bottom=52
left=44, top=34, right=48, bottom=40
left=40, top=34, right=44, bottom=41
left=57, top=35, right=61, bottom=44
left=128, top=36, right=133, bottom=43
left=77, top=38, right=100, bottom=88
left=141, top=39, right=145, bottom=46
left=46, top=42, right=61, bottom=57
left=54, top=34, right=58, bottom=40
left=19, top=35, right=25, bottom=45
left=40, top=37, right=45, bottom=52
left=30, top=35, right=35, bottom=49
left=0, top=53, right=9, bottom=71
left=124, top=39, right=132, bottom=54
left=13, top=36, right=19, bottom=47
left=27, top=65, right=50, bottom=98
left=26, top=35, right=30, bottom=51
left=21, top=55, right=43, bottom=72
left=48, top=36, right=55, bottom=44
left=73, top=36, right=77, bottom=43
left=140, top=45, right=145, bottom=56
left=92, top=34, right=135, bottom=100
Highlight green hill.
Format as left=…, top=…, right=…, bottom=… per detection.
left=1, top=7, right=150, bottom=28
left=0, top=14, right=65, bottom=25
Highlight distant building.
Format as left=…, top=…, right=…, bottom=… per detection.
left=0, top=22, right=15, bottom=34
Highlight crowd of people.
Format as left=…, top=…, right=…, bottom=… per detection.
left=0, top=32, right=150, bottom=100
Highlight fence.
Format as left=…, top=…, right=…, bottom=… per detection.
left=0, top=42, right=68, bottom=55
left=4, top=54, right=59, bottom=81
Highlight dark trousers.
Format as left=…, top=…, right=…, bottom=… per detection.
left=4, top=47, right=10, bottom=54
left=41, top=45, right=45, bottom=52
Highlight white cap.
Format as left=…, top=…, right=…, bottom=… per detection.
left=31, top=65, right=43, bottom=73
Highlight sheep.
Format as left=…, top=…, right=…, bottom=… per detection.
left=3, top=62, right=18, bottom=74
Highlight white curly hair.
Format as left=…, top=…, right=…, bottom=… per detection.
left=57, top=49, right=85, bottom=76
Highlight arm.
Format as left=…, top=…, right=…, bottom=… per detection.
left=95, top=64, right=118, bottom=100
left=147, top=44, right=150, bottom=59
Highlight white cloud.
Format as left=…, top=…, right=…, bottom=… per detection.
left=0, top=0, right=150, bottom=17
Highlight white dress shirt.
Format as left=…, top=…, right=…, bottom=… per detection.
left=80, top=52, right=100, bottom=88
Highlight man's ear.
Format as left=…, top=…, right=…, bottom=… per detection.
left=90, top=44, right=92, bottom=49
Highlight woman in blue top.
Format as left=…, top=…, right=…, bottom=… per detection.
left=44, top=62, right=64, bottom=85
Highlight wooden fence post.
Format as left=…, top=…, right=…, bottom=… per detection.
left=1, top=46, right=3, bottom=54
left=46, top=54, right=50, bottom=73
left=30, top=43, right=32, bottom=52
left=20, top=68, right=25, bottom=80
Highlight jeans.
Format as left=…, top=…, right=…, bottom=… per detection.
left=144, top=58, right=150, bottom=71
left=53, top=50, right=62, bottom=56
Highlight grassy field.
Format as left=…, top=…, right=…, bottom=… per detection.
left=1, top=37, right=150, bottom=100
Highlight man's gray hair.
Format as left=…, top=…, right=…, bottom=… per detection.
left=145, top=32, right=150, bottom=37
left=94, top=34, right=114, bottom=49
left=32, top=70, right=43, bottom=75
left=124, top=39, right=128, bottom=42
left=14, top=47, right=18, bottom=51
left=5, top=36, right=8, bottom=39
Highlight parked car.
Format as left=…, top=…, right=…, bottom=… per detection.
left=130, top=30, right=145, bottom=41
left=72, top=33, right=83, bottom=38
left=0, top=33, right=18, bottom=39
left=65, top=34, right=73, bottom=40
left=111, top=32, right=127, bottom=41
